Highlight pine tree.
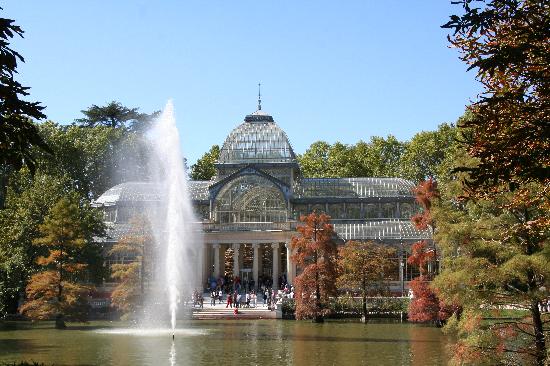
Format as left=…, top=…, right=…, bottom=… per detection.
left=19, top=198, right=92, bottom=328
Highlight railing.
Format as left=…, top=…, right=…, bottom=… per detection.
left=202, top=221, right=297, bottom=232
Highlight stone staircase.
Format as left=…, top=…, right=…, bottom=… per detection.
left=192, top=302, right=279, bottom=320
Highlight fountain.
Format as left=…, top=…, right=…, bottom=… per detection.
left=145, top=100, right=204, bottom=334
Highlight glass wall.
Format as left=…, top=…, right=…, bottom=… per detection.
left=214, top=175, right=288, bottom=223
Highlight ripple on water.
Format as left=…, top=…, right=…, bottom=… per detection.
left=93, top=328, right=209, bottom=337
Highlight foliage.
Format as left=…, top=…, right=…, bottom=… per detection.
left=407, top=179, right=459, bottom=324
left=75, top=100, right=159, bottom=131
left=0, top=172, right=104, bottom=317
left=437, top=1, right=550, bottom=364
left=190, top=145, right=220, bottom=181
left=291, top=212, right=338, bottom=321
left=443, top=0, right=550, bottom=195
left=0, top=11, right=51, bottom=208
left=109, top=215, right=154, bottom=317
left=399, top=123, right=459, bottom=183
left=18, top=198, right=94, bottom=327
left=296, top=129, right=458, bottom=183
left=297, top=136, right=406, bottom=178
left=337, top=241, right=396, bottom=321
left=37, top=122, right=150, bottom=199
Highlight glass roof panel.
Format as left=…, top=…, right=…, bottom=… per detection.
left=294, top=178, right=415, bottom=198
left=218, top=116, right=297, bottom=164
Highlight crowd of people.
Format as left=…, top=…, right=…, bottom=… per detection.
left=190, top=275, right=295, bottom=311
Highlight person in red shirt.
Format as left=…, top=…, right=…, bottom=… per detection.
left=226, top=291, right=233, bottom=308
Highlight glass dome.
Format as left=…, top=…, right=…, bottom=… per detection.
left=218, top=110, right=297, bottom=165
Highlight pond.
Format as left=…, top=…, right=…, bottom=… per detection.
left=0, top=320, right=451, bottom=365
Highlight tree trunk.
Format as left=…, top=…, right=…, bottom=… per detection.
left=0, top=169, right=6, bottom=210
left=55, top=313, right=66, bottom=329
left=530, top=300, right=546, bottom=366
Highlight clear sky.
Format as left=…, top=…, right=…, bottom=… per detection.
left=4, top=0, right=479, bottom=166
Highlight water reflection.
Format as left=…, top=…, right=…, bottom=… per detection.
left=169, top=341, right=176, bottom=366
left=0, top=320, right=450, bottom=366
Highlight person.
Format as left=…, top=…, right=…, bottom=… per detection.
left=245, top=292, right=250, bottom=308
left=210, top=290, right=216, bottom=306
left=252, top=291, right=257, bottom=308
left=263, top=289, right=268, bottom=307
left=218, top=289, right=223, bottom=304
left=236, top=292, right=242, bottom=308
left=226, top=291, right=233, bottom=308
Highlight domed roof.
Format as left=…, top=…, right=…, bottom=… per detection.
left=218, top=109, right=297, bottom=165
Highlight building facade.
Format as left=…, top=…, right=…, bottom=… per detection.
left=94, top=105, right=431, bottom=294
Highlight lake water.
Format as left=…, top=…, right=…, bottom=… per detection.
left=0, top=320, right=451, bottom=365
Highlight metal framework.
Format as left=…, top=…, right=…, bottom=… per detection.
left=218, top=112, right=297, bottom=165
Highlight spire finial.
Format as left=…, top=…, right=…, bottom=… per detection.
left=257, top=83, right=262, bottom=111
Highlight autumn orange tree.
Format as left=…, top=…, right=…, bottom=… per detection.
left=19, top=198, right=92, bottom=328
left=109, top=215, right=154, bottom=318
left=337, top=241, right=396, bottom=323
left=408, top=179, right=461, bottom=325
left=408, top=179, right=442, bottom=323
left=291, top=212, right=337, bottom=322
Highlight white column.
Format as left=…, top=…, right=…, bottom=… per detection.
left=272, top=243, right=280, bottom=290
left=202, top=245, right=209, bottom=290
left=252, top=243, right=260, bottom=290
left=232, top=243, right=240, bottom=278
left=285, top=241, right=296, bottom=285
left=213, top=243, right=222, bottom=279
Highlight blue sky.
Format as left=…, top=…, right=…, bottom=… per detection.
left=4, top=1, right=478, bottom=165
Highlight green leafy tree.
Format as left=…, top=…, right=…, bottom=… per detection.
left=0, top=172, right=104, bottom=316
left=359, top=135, right=406, bottom=177
left=37, top=122, right=151, bottom=199
left=0, top=12, right=51, bottom=209
left=399, top=123, right=459, bottom=183
left=75, top=101, right=159, bottom=130
left=291, top=212, right=338, bottom=322
left=109, top=215, right=154, bottom=318
left=297, top=141, right=332, bottom=177
left=19, top=198, right=94, bottom=328
left=298, top=137, right=406, bottom=178
left=337, top=241, right=396, bottom=322
left=190, top=145, right=220, bottom=180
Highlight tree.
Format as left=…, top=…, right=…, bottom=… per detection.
left=431, top=146, right=549, bottom=364
left=0, top=171, right=104, bottom=317
left=0, top=12, right=51, bottom=208
left=358, top=135, right=406, bottom=178
left=18, top=198, right=94, bottom=328
left=443, top=0, right=550, bottom=194
left=399, top=123, right=459, bottom=183
left=337, top=241, right=396, bottom=322
left=291, top=212, right=338, bottom=322
left=190, top=145, right=220, bottom=181
left=298, top=137, right=406, bottom=178
left=407, top=179, right=459, bottom=325
left=37, top=122, right=151, bottom=199
left=438, top=2, right=550, bottom=364
left=75, top=101, right=158, bottom=130
left=109, top=215, right=154, bottom=318
left=297, top=141, right=332, bottom=177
